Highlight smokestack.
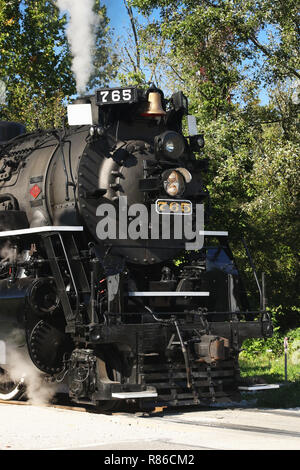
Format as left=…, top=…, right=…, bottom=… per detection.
left=56, top=0, right=100, bottom=95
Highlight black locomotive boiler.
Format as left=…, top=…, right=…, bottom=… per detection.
left=0, top=86, right=272, bottom=408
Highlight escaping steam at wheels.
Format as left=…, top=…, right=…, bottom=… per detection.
left=0, top=85, right=272, bottom=408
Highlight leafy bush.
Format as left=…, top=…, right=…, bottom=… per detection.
left=287, top=327, right=300, bottom=342
left=241, top=326, right=300, bottom=361
left=241, top=328, right=284, bottom=359
left=287, top=327, right=300, bottom=365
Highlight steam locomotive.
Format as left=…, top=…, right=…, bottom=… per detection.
left=0, top=86, right=272, bottom=408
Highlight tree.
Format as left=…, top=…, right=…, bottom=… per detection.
left=0, top=0, right=73, bottom=129
left=129, top=0, right=300, bottom=327
left=116, top=1, right=171, bottom=88
left=88, top=2, right=119, bottom=91
left=130, top=0, right=300, bottom=114
left=0, top=1, right=117, bottom=130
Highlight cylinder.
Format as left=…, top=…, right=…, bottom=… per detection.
left=0, top=277, right=58, bottom=344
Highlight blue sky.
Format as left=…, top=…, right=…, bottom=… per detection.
left=103, top=1, right=159, bottom=37
left=103, top=0, right=129, bottom=34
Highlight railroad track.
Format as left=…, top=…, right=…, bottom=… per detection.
left=0, top=398, right=88, bottom=413
left=238, top=407, right=300, bottom=418
left=1, top=396, right=299, bottom=420
left=0, top=397, right=166, bottom=416
left=152, top=414, right=300, bottom=439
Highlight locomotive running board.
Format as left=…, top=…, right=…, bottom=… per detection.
left=112, top=391, right=158, bottom=399
left=128, top=292, right=210, bottom=296
left=0, top=226, right=84, bottom=237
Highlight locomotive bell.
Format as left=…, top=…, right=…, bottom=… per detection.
left=141, top=92, right=166, bottom=117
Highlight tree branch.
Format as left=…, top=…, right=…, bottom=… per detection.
left=167, top=63, right=185, bottom=82
left=124, top=44, right=137, bottom=72
left=149, top=38, right=164, bottom=84
left=123, top=0, right=141, bottom=71
left=249, top=34, right=300, bottom=80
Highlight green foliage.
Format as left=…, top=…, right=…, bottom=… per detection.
left=130, top=0, right=300, bottom=84
left=287, top=327, right=300, bottom=366
left=128, top=0, right=300, bottom=328
left=240, top=359, right=300, bottom=407
left=287, top=327, right=300, bottom=342
left=0, top=1, right=117, bottom=130
left=118, top=70, right=147, bottom=87
left=241, top=329, right=284, bottom=359
left=239, top=327, right=300, bottom=408
left=240, top=354, right=300, bottom=384
left=239, top=337, right=300, bottom=408
left=0, top=0, right=73, bottom=129
left=0, top=0, right=298, bottom=330
left=241, top=326, right=300, bottom=361
left=87, top=3, right=119, bottom=91
left=115, top=1, right=170, bottom=88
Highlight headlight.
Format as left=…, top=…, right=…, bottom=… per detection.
left=163, top=170, right=186, bottom=197
left=155, top=131, right=185, bottom=160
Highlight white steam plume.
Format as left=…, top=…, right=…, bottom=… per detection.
left=57, top=0, right=100, bottom=95
left=4, top=338, right=57, bottom=406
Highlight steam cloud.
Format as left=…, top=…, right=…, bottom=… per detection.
left=57, top=0, right=100, bottom=94
left=4, top=344, right=57, bottom=406
left=0, top=241, right=17, bottom=264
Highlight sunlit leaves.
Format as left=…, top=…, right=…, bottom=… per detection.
left=0, top=1, right=117, bottom=129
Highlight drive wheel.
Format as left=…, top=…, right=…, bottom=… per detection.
left=0, top=367, right=25, bottom=401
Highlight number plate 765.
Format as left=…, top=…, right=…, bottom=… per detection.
left=155, top=199, right=192, bottom=215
